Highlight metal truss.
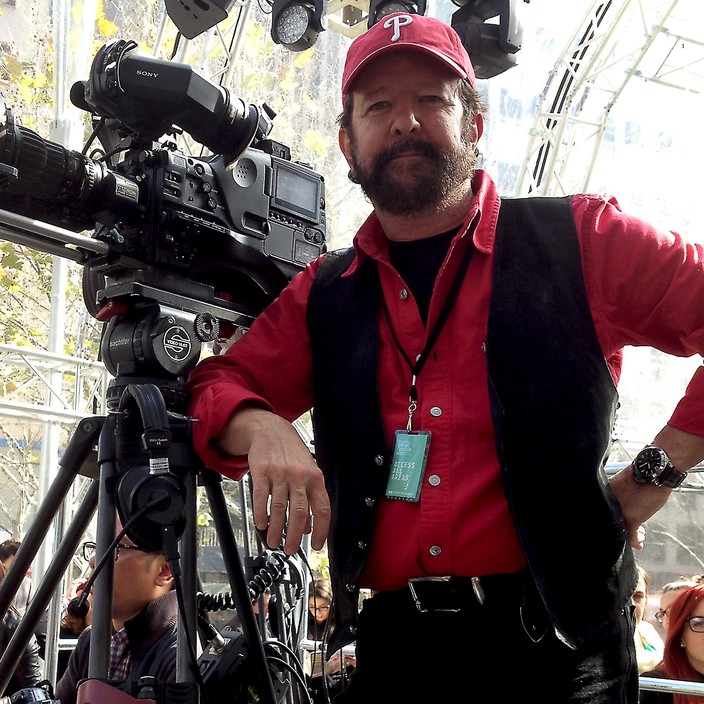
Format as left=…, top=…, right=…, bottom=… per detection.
left=0, top=343, right=108, bottom=425
left=516, top=0, right=704, bottom=196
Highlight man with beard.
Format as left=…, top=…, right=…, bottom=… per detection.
left=187, top=13, right=704, bottom=703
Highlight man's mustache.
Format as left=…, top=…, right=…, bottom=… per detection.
left=375, top=140, right=440, bottom=171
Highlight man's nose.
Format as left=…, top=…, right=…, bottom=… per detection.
left=391, top=102, right=420, bottom=134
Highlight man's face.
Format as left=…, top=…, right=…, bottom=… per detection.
left=632, top=573, right=647, bottom=623
left=87, top=525, right=171, bottom=627
left=339, top=50, right=481, bottom=216
left=111, top=538, right=165, bottom=622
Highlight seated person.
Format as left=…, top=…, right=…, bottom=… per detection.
left=57, top=577, right=93, bottom=680
left=306, top=578, right=355, bottom=704
left=0, top=562, right=42, bottom=695
left=0, top=541, right=33, bottom=616
left=640, top=584, right=704, bottom=703
left=0, top=539, right=48, bottom=657
left=55, top=523, right=178, bottom=704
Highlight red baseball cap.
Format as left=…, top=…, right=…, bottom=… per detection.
left=341, top=13, right=477, bottom=104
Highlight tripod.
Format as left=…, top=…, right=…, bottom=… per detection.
left=0, top=275, right=303, bottom=704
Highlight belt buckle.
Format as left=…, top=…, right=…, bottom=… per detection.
left=408, top=576, right=460, bottom=614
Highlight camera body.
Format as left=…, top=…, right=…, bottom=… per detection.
left=0, top=39, right=327, bottom=318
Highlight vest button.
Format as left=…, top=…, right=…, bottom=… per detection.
left=357, top=541, right=367, bottom=550
left=374, top=455, right=384, bottom=467
left=364, top=497, right=375, bottom=508
left=346, top=583, right=356, bottom=593
left=428, top=474, right=441, bottom=487
left=399, top=288, right=408, bottom=300
left=429, top=406, right=442, bottom=417
left=429, top=545, right=442, bottom=556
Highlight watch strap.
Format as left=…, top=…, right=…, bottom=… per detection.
left=654, top=463, right=687, bottom=489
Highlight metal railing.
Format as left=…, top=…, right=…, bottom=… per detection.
left=641, top=677, right=704, bottom=696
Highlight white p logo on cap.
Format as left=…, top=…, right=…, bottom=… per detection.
left=382, top=13, right=414, bottom=42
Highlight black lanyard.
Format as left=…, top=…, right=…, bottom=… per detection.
left=382, top=238, right=475, bottom=428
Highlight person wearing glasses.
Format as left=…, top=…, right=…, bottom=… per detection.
left=307, top=579, right=355, bottom=704
left=308, top=578, right=334, bottom=642
left=54, top=525, right=177, bottom=704
left=640, top=584, right=704, bottom=703
left=655, top=578, right=700, bottom=635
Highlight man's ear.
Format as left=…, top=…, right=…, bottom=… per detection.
left=339, top=128, right=353, bottom=168
left=155, top=559, right=173, bottom=587
left=473, top=114, right=484, bottom=144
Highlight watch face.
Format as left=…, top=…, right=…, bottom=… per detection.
left=634, top=446, right=666, bottom=481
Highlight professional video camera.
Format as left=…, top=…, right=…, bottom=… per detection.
left=0, top=39, right=326, bottom=704
left=0, top=38, right=327, bottom=330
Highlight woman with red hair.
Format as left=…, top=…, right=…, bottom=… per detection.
left=641, top=584, right=704, bottom=703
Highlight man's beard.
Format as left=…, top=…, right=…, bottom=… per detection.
left=348, top=136, right=477, bottom=215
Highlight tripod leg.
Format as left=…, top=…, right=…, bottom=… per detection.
left=178, top=462, right=198, bottom=682
left=0, top=416, right=104, bottom=692
left=200, top=469, right=279, bottom=704
left=0, top=416, right=103, bottom=619
left=0, top=481, right=99, bottom=692
left=86, top=413, right=119, bottom=680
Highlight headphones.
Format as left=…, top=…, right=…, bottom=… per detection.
left=114, top=383, right=186, bottom=553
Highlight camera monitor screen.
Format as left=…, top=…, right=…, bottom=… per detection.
left=272, top=160, right=321, bottom=223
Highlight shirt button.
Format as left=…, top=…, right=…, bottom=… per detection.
left=400, top=289, right=408, bottom=300
left=429, top=545, right=442, bottom=556
left=429, top=406, right=442, bottom=417
left=428, top=474, right=441, bottom=487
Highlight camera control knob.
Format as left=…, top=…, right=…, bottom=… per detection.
left=194, top=312, right=220, bottom=343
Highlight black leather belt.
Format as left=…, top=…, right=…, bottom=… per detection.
left=403, top=571, right=527, bottom=614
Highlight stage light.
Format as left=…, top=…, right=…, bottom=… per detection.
left=450, top=0, right=524, bottom=79
left=270, top=0, right=328, bottom=51
left=367, top=0, right=427, bottom=28
left=164, top=0, right=237, bottom=39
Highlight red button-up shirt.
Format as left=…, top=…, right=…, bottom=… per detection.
left=188, top=170, right=704, bottom=592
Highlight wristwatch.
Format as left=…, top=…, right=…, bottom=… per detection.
left=632, top=445, right=687, bottom=488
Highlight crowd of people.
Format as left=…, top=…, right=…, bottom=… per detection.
left=0, top=529, right=358, bottom=704
left=632, top=567, right=704, bottom=702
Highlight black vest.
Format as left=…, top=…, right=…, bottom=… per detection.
left=307, top=196, right=636, bottom=652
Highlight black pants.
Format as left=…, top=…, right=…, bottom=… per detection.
left=332, top=574, right=638, bottom=704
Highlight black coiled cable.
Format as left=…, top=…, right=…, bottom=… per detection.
left=197, top=549, right=290, bottom=613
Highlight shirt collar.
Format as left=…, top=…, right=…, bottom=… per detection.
left=347, top=169, right=501, bottom=275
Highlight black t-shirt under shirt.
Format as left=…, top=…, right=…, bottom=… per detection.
left=387, top=229, right=457, bottom=325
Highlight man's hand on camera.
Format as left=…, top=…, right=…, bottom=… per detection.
left=217, top=406, right=331, bottom=554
